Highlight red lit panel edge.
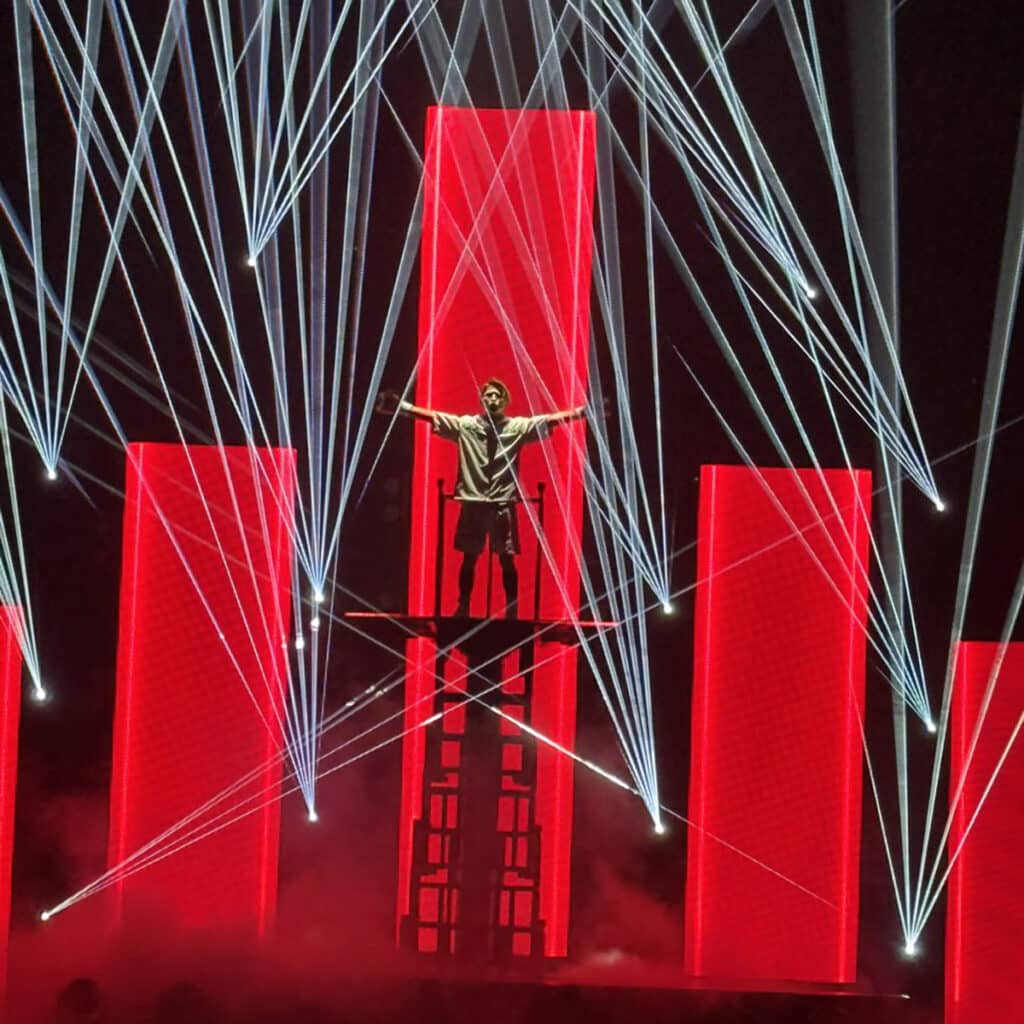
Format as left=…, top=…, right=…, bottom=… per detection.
left=399, top=106, right=596, bottom=958
left=108, top=443, right=295, bottom=935
left=685, top=465, right=870, bottom=983
left=0, top=608, right=21, bottom=1002
left=946, top=642, right=1024, bottom=1024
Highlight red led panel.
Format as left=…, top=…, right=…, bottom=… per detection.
left=108, top=443, right=295, bottom=935
left=685, top=465, right=870, bottom=983
left=0, top=608, right=21, bottom=1002
left=399, top=106, right=596, bottom=957
left=947, top=642, right=1024, bottom=1024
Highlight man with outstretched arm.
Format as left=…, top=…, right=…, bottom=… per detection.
left=376, top=378, right=586, bottom=619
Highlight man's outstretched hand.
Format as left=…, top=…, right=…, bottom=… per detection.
left=375, top=389, right=401, bottom=415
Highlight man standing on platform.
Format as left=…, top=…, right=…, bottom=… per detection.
left=376, top=378, right=586, bottom=619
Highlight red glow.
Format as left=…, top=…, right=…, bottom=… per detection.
left=685, top=465, right=870, bottom=983
left=108, top=444, right=295, bottom=935
left=398, top=106, right=596, bottom=958
left=0, top=608, right=21, bottom=1002
left=946, top=642, right=1024, bottom=1023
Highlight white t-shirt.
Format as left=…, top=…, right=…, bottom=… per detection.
left=432, top=412, right=549, bottom=503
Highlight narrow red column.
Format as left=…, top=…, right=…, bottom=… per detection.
left=108, top=443, right=295, bottom=935
left=685, top=465, right=870, bottom=983
left=398, top=106, right=596, bottom=958
left=0, top=608, right=21, bottom=1003
left=947, top=642, right=1024, bottom=1024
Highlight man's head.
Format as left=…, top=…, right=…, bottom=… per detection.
left=480, top=378, right=511, bottom=417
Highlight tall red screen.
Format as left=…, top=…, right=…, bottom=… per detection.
left=399, top=106, right=596, bottom=957
left=0, top=608, right=21, bottom=1002
left=685, top=465, right=870, bottom=982
left=108, top=443, right=295, bottom=935
left=947, top=642, right=1024, bottom=1023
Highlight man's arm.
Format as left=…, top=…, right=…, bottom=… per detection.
left=543, top=405, right=587, bottom=426
left=375, top=389, right=440, bottom=423
left=398, top=399, right=439, bottom=423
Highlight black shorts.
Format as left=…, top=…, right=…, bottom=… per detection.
left=454, top=502, right=520, bottom=556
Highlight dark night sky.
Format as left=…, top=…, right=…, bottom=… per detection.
left=0, top=0, right=1021, bottom=1012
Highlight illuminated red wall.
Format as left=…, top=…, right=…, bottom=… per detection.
left=947, top=642, right=1024, bottom=1023
left=108, top=443, right=295, bottom=935
left=399, top=106, right=596, bottom=957
left=0, top=608, right=21, bottom=1003
left=685, top=465, right=870, bottom=982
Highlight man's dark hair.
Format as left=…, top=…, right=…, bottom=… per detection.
left=480, top=377, right=511, bottom=404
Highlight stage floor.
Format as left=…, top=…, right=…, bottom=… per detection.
left=377, top=958, right=919, bottom=1024
left=351, top=969, right=918, bottom=1024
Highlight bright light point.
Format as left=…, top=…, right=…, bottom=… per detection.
left=45, top=468, right=57, bottom=481
left=308, top=809, right=319, bottom=823
left=801, top=281, right=819, bottom=300
left=662, top=602, right=674, bottom=614
left=310, top=616, right=321, bottom=633
left=313, top=590, right=325, bottom=605
left=926, top=720, right=937, bottom=734
left=246, top=254, right=256, bottom=268
left=654, top=822, right=666, bottom=835
left=935, top=499, right=946, bottom=512
left=295, top=636, right=306, bottom=651
left=40, top=910, right=51, bottom=922
left=31, top=688, right=47, bottom=704
left=903, top=939, right=919, bottom=958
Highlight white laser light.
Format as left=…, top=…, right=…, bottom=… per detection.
left=926, top=720, right=937, bottom=734
left=45, top=468, right=57, bottom=481
left=246, top=254, right=256, bottom=268
left=295, top=635, right=306, bottom=651
left=31, top=688, right=47, bottom=704
left=40, top=910, right=51, bottom=922
left=802, top=281, right=819, bottom=300
left=654, top=822, right=666, bottom=836
left=903, top=938, right=919, bottom=958
left=308, top=809, right=319, bottom=823
left=662, top=602, right=674, bottom=614
left=313, top=590, right=325, bottom=605
left=935, top=499, right=946, bottom=512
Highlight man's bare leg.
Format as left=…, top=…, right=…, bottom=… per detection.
left=456, top=553, right=478, bottom=617
left=499, top=553, right=518, bottom=620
